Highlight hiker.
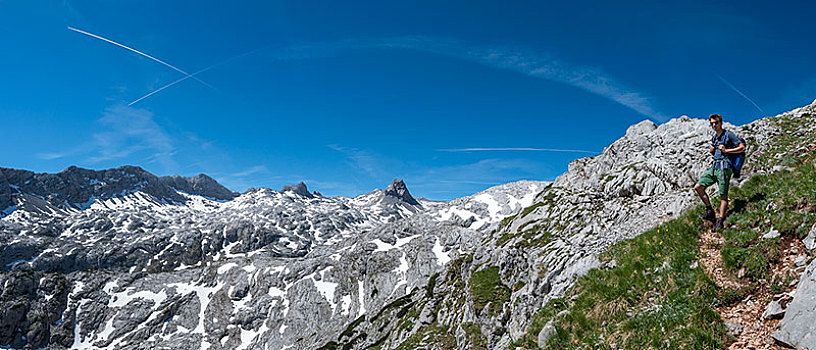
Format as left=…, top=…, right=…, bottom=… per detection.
left=694, top=114, right=745, bottom=231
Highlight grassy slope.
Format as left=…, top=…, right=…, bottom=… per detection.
left=512, top=110, right=816, bottom=349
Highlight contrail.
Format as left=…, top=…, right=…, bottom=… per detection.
left=128, top=68, right=206, bottom=105
left=716, top=74, right=765, bottom=114
left=129, top=49, right=261, bottom=105
left=438, top=147, right=596, bottom=154
left=67, top=26, right=214, bottom=89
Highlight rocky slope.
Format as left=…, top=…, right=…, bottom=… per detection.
left=1, top=101, right=815, bottom=349
left=0, top=164, right=547, bottom=349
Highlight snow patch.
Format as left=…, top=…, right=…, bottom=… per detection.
left=432, top=237, right=451, bottom=266
left=108, top=288, right=167, bottom=308
left=357, top=280, right=366, bottom=317
left=341, top=295, right=352, bottom=316
left=217, top=262, right=239, bottom=274
left=312, top=267, right=338, bottom=313
left=370, top=234, right=420, bottom=253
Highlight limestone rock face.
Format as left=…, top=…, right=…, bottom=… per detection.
left=774, top=259, right=816, bottom=349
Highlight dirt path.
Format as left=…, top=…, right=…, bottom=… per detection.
left=697, top=229, right=809, bottom=349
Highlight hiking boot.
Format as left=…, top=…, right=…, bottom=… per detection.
left=700, top=208, right=716, bottom=222
left=713, top=217, right=725, bottom=231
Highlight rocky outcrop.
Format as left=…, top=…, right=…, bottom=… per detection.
left=774, top=259, right=816, bottom=349
left=384, top=178, right=420, bottom=205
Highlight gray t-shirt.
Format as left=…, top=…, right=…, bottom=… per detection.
left=711, top=129, right=742, bottom=167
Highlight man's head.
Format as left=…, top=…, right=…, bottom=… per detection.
left=709, top=114, right=724, bottom=132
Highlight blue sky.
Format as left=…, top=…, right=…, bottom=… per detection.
left=2, top=1, right=815, bottom=200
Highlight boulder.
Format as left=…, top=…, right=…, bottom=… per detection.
left=762, top=299, right=785, bottom=320
left=795, top=255, right=808, bottom=268
left=773, top=260, right=816, bottom=348
left=537, top=320, right=556, bottom=348
left=762, top=229, right=780, bottom=240
left=724, top=321, right=742, bottom=337
left=803, top=224, right=816, bottom=252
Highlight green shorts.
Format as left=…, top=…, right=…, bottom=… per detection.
left=697, top=167, right=733, bottom=195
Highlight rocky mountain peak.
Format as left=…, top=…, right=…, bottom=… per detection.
left=384, top=178, right=419, bottom=205
left=158, top=173, right=238, bottom=200
left=0, top=165, right=238, bottom=211
left=281, top=182, right=313, bottom=198
left=625, top=119, right=657, bottom=137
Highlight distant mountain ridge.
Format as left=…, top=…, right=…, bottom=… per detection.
left=0, top=159, right=548, bottom=349
left=0, top=165, right=238, bottom=215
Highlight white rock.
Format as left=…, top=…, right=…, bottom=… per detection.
left=795, top=255, right=808, bottom=268
left=803, top=224, right=816, bottom=251
left=537, top=320, right=557, bottom=348
left=762, top=229, right=780, bottom=239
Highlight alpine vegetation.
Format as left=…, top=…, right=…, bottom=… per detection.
left=2, top=101, right=816, bottom=349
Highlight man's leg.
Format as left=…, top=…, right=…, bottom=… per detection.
left=718, top=194, right=729, bottom=218
left=695, top=184, right=713, bottom=207
left=713, top=168, right=732, bottom=231
left=695, top=169, right=717, bottom=222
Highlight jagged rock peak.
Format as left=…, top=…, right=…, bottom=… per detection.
left=282, top=182, right=313, bottom=198
left=158, top=173, right=238, bottom=200
left=625, top=119, right=657, bottom=137
left=384, top=178, right=419, bottom=205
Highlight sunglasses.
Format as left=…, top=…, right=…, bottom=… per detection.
left=710, top=121, right=721, bottom=125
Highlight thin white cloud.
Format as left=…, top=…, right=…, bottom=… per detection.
left=402, top=158, right=554, bottom=200
left=87, top=105, right=176, bottom=170
left=232, top=165, right=270, bottom=178
left=35, top=152, right=66, bottom=160
left=328, top=144, right=384, bottom=178
left=260, top=37, right=666, bottom=120
left=438, top=147, right=596, bottom=154
left=716, top=74, right=765, bottom=115
left=390, top=37, right=666, bottom=120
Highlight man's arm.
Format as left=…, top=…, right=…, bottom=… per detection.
left=717, top=142, right=745, bottom=154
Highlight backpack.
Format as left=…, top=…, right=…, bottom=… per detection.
left=713, top=130, right=748, bottom=178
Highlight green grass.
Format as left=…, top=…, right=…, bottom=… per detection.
left=469, top=266, right=511, bottom=317
left=520, top=201, right=547, bottom=218
left=513, top=210, right=727, bottom=349
left=751, top=110, right=816, bottom=170
left=462, top=322, right=488, bottom=350
left=721, top=161, right=816, bottom=280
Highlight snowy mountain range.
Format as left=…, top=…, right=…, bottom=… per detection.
left=1, top=162, right=547, bottom=349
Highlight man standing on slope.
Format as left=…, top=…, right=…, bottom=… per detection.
left=694, top=114, right=745, bottom=231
